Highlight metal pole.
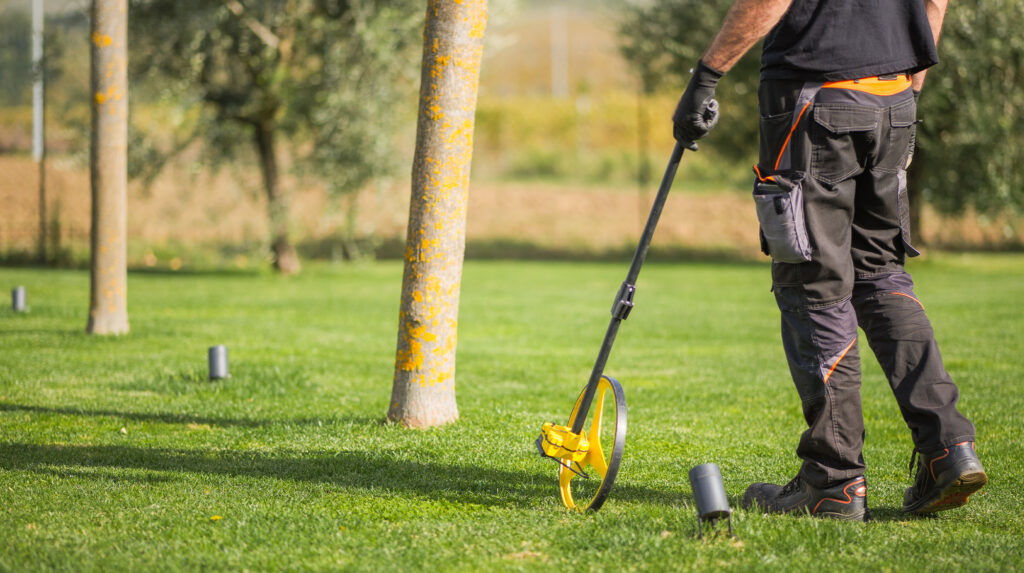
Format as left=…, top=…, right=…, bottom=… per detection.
left=570, top=142, right=686, bottom=434
left=32, top=0, right=46, bottom=263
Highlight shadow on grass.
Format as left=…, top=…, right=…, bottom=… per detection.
left=126, top=267, right=264, bottom=278
left=370, top=237, right=765, bottom=265
left=0, top=442, right=685, bottom=510
left=866, top=506, right=936, bottom=523
left=734, top=499, right=928, bottom=523
left=0, top=403, right=373, bottom=429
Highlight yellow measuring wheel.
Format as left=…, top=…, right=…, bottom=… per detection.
left=537, top=140, right=696, bottom=512
left=557, top=376, right=627, bottom=511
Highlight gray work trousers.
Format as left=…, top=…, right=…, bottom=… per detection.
left=755, top=78, right=976, bottom=487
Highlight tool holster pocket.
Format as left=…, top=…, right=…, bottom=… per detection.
left=753, top=169, right=812, bottom=264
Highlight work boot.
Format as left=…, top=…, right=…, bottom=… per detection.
left=903, top=441, right=987, bottom=515
left=742, top=475, right=868, bottom=521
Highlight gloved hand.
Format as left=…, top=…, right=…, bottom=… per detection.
left=672, top=60, right=724, bottom=147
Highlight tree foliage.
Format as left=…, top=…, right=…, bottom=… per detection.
left=131, top=0, right=419, bottom=185
left=0, top=9, right=32, bottom=107
left=129, top=0, right=422, bottom=270
left=918, top=0, right=1024, bottom=218
left=294, top=2, right=422, bottom=197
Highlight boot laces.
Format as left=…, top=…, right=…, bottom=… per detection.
left=781, top=475, right=803, bottom=496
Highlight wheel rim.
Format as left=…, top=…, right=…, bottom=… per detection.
left=558, top=375, right=627, bottom=512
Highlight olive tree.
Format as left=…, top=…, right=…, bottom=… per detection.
left=916, top=0, right=1024, bottom=225
left=130, top=0, right=422, bottom=272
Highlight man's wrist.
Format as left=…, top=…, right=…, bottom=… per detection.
left=694, top=60, right=726, bottom=86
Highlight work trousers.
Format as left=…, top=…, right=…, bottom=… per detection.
left=756, top=78, right=976, bottom=487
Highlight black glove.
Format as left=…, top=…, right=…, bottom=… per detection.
left=672, top=60, right=724, bottom=146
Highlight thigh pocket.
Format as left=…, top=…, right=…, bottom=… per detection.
left=753, top=169, right=813, bottom=263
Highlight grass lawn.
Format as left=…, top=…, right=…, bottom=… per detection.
left=1, top=254, right=1022, bottom=571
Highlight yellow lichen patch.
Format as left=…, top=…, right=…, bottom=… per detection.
left=426, top=367, right=453, bottom=387
left=91, top=32, right=113, bottom=47
left=94, top=86, right=124, bottom=106
left=407, top=324, right=427, bottom=340
left=396, top=340, right=424, bottom=371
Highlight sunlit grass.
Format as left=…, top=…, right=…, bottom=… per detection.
left=1, top=254, right=1022, bottom=571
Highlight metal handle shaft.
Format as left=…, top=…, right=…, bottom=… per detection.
left=570, top=142, right=688, bottom=433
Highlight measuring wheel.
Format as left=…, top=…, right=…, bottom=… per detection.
left=558, top=376, right=627, bottom=512
left=536, top=142, right=690, bottom=512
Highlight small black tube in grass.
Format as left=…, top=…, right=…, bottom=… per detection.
left=208, top=345, right=229, bottom=380
left=689, top=463, right=733, bottom=538
left=12, top=286, right=26, bottom=312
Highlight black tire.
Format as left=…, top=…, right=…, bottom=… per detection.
left=558, top=375, right=627, bottom=512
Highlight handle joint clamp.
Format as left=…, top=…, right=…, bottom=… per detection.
left=611, top=282, right=636, bottom=320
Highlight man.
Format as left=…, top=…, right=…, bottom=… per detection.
left=673, top=0, right=986, bottom=520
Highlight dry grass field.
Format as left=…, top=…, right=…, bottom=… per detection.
left=2, top=154, right=1020, bottom=269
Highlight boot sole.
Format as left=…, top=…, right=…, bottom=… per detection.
left=906, top=469, right=988, bottom=514
left=816, top=508, right=868, bottom=522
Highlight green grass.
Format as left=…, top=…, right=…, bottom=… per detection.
left=1, top=254, right=1022, bottom=571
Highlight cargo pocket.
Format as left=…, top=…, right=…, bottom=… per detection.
left=811, top=105, right=878, bottom=185
left=887, top=98, right=917, bottom=172
left=753, top=168, right=813, bottom=264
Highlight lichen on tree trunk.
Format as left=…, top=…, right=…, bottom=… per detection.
left=388, top=0, right=488, bottom=428
left=86, top=0, right=129, bottom=335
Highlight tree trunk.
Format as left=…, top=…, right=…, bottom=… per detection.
left=86, top=0, right=129, bottom=335
left=253, top=119, right=300, bottom=275
left=388, top=0, right=488, bottom=428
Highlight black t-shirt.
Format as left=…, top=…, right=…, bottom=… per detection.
left=761, top=0, right=938, bottom=81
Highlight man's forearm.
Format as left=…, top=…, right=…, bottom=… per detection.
left=702, top=0, right=794, bottom=72
left=912, top=0, right=950, bottom=92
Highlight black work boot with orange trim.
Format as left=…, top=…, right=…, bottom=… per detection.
left=903, top=441, right=987, bottom=515
left=742, top=475, right=868, bottom=521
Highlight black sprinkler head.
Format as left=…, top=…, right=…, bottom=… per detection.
left=689, top=463, right=734, bottom=538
